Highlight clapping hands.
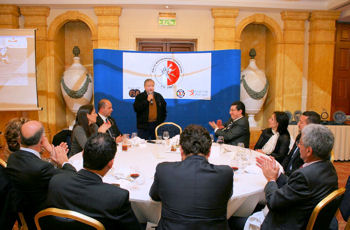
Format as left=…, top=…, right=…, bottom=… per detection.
left=98, top=121, right=112, bottom=133
left=256, top=156, right=279, bottom=182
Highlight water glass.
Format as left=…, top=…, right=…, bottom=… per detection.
left=131, top=132, right=137, bottom=139
left=210, top=134, right=214, bottom=143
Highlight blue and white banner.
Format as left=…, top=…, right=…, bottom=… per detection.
left=123, top=52, right=211, bottom=100
left=94, top=49, right=241, bottom=134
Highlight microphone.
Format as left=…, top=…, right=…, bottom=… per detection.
left=148, top=91, right=154, bottom=104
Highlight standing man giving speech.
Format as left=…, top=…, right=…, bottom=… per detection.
left=134, top=79, right=167, bottom=140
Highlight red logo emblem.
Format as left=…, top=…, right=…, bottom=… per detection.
left=151, top=57, right=183, bottom=88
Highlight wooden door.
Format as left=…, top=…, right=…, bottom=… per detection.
left=137, top=39, right=196, bottom=52
left=331, top=23, right=350, bottom=116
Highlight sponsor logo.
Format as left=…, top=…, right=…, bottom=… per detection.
left=129, top=89, right=141, bottom=98
left=151, top=57, right=183, bottom=88
left=176, top=89, right=185, bottom=98
left=187, top=89, right=209, bottom=97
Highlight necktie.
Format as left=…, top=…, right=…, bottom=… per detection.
left=288, top=145, right=299, bottom=170
left=105, top=118, right=113, bottom=137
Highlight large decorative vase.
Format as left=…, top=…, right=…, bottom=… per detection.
left=61, top=46, right=93, bottom=116
left=240, top=49, right=269, bottom=127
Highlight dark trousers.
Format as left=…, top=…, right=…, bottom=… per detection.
left=138, top=122, right=158, bottom=140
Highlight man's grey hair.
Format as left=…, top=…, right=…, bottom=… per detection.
left=301, top=124, right=334, bottom=160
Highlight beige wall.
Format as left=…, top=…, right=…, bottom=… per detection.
left=0, top=5, right=339, bottom=140
left=118, top=8, right=214, bottom=51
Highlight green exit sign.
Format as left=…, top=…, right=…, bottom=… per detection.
left=159, top=18, right=176, bottom=26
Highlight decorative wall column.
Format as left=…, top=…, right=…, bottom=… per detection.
left=281, top=11, right=309, bottom=112
left=94, top=6, right=122, bottom=49
left=20, top=6, right=50, bottom=133
left=307, top=11, right=340, bottom=115
left=211, top=8, right=239, bottom=50
left=0, top=4, right=19, bottom=28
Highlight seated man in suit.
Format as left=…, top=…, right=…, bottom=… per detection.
left=149, top=124, right=233, bottom=230
left=47, top=133, right=141, bottom=230
left=96, top=99, right=123, bottom=142
left=282, top=111, right=320, bottom=176
left=6, top=120, right=76, bottom=230
left=256, top=124, right=338, bottom=230
left=209, top=100, right=250, bottom=147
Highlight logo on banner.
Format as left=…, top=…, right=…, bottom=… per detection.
left=176, top=89, right=185, bottom=98
left=151, top=57, right=183, bottom=88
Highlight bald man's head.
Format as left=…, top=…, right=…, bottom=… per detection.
left=20, top=120, right=44, bottom=147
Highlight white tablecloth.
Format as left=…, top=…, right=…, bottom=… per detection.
left=69, top=142, right=269, bottom=223
left=288, top=125, right=350, bottom=161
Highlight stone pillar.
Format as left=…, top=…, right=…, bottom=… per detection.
left=94, top=6, right=122, bottom=49
left=281, top=11, right=309, bottom=112
left=20, top=6, right=50, bottom=134
left=0, top=5, right=19, bottom=28
left=307, top=11, right=340, bottom=115
left=211, top=8, right=239, bottom=50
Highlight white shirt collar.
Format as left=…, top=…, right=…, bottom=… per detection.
left=233, top=116, right=243, bottom=122
left=20, top=147, right=41, bottom=159
left=98, top=113, right=108, bottom=122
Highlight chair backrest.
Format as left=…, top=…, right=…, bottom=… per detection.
left=35, top=208, right=105, bottom=230
left=345, top=217, right=350, bottom=230
left=18, top=212, right=28, bottom=230
left=306, top=187, right=346, bottom=230
left=155, top=122, right=182, bottom=139
left=330, top=150, right=335, bottom=163
left=0, top=158, right=7, bottom=168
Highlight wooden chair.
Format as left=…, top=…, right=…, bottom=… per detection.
left=330, top=150, right=335, bottom=163
left=345, top=217, right=350, bottom=230
left=306, top=187, right=346, bottom=230
left=18, top=212, right=28, bottom=230
left=155, top=122, right=182, bottom=139
left=0, top=158, right=7, bottom=167
left=35, top=208, right=105, bottom=230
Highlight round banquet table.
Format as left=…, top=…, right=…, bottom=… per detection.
left=68, top=142, right=270, bottom=224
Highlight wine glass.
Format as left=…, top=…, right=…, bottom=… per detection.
left=131, top=132, right=137, bottom=139
left=217, top=136, right=224, bottom=144
left=163, top=131, right=170, bottom=145
left=217, top=136, right=224, bottom=154
left=163, top=131, right=170, bottom=140
left=237, top=142, right=245, bottom=148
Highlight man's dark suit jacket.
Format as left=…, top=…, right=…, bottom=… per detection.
left=149, top=155, right=233, bottom=230
left=215, top=116, right=250, bottom=148
left=261, top=160, right=338, bottom=230
left=133, top=91, right=167, bottom=129
left=47, top=169, right=141, bottom=230
left=0, top=164, right=17, bottom=230
left=96, top=114, right=122, bottom=138
left=281, top=134, right=304, bottom=176
left=254, top=128, right=290, bottom=164
left=5, top=149, right=76, bottom=230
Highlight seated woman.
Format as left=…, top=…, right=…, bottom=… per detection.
left=254, top=111, right=290, bottom=164
left=69, top=104, right=110, bottom=157
left=4, top=117, right=29, bottom=161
